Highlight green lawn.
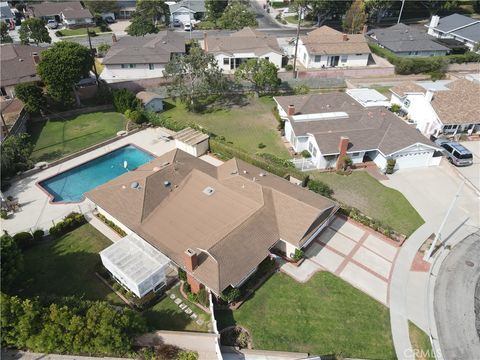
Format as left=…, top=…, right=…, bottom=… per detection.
left=29, top=111, right=127, bottom=162
left=14, top=224, right=123, bottom=305
left=144, top=285, right=210, bottom=332
left=312, top=171, right=424, bottom=236
left=216, top=272, right=395, bottom=359
left=57, top=27, right=107, bottom=37
left=161, top=97, right=290, bottom=158
left=284, top=15, right=315, bottom=27
left=409, top=321, right=435, bottom=360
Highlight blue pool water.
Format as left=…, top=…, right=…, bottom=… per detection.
left=40, top=145, right=154, bottom=203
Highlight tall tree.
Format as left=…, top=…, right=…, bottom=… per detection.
left=420, top=0, right=458, bottom=14
left=235, top=59, right=281, bottom=97
left=218, top=2, right=257, bottom=30
left=37, top=42, right=93, bottom=105
left=15, top=82, right=44, bottom=114
left=365, top=0, right=394, bottom=25
left=0, top=134, right=33, bottom=177
left=85, top=1, right=119, bottom=15
left=304, top=0, right=352, bottom=26
left=205, top=0, right=228, bottom=24
left=343, top=0, right=367, bottom=34
left=1, top=22, right=13, bottom=43
left=136, top=0, right=170, bottom=25
left=164, top=44, right=228, bottom=112
left=19, top=18, right=51, bottom=46
left=126, top=12, right=158, bottom=36
left=0, top=235, right=24, bottom=292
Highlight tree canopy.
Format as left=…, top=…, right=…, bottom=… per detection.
left=364, top=0, right=394, bottom=24
left=0, top=134, right=33, bottom=178
left=301, top=0, right=352, bottom=26
left=235, top=59, right=281, bottom=96
left=85, top=1, right=119, bottom=15
left=343, top=0, right=367, bottom=34
left=164, top=44, right=229, bottom=112
left=19, top=18, right=51, bottom=46
left=37, top=42, right=93, bottom=105
left=15, top=82, right=44, bottom=114
left=1, top=22, right=13, bottom=43
left=0, top=235, right=24, bottom=293
left=205, top=0, right=228, bottom=23
left=136, top=0, right=170, bottom=25
left=217, top=2, right=257, bottom=30
left=126, top=12, right=158, bottom=36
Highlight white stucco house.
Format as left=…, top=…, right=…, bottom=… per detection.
left=297, top=26, right=371, bottom=69
left=204, top=27, right=283, bottom=74
left=426, top=13, right=480, bottom=52
left=274, top=90, right=442, bottom=172
left=390, top=78, right=480, bottom=136
left=100, top=31, right=185, bottom=83
left=168, top=0, right=205, bottom=25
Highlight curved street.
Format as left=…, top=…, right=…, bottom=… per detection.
left=434, top=231, right=480, bottom=360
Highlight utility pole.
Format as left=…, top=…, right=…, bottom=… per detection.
left=398, top=0, right=406, bottom=24
left=292, top=6, right=302, bottom=79
left=423, top=181, right=465, bottom=261
left=86, top=25, right=99, bottom=83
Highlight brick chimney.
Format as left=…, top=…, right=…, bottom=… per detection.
left=336, top=136, right=350, bottom=170
left=287, top=104, right=295, bottom=116
left=343, top=33, right=348, bottom=41
left=203, top=32, right=208, bottom=52
left=112, top=33, right=117, bottom=43
left=32, top=52, right=40, bottom=65
left=362, top=24, right=368, bottom=34
left=184, top=248, right=201, bottom=294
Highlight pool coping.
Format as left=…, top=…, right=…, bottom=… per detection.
left=36, top=143, right=157, bottom=205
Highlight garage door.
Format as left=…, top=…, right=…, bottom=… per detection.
left=394, top=151, right=433, bottom=169
left=173, top=12, right=191, bottom=24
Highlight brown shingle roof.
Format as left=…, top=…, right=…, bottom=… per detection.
left=300, top=26, right=371, bottom=55
left=206, top=27, right=282, bottom=56
left=27, top=1, right=84, bottom=17
left=390, top=82, right=426, bottom=97
left=274, top=93, right=438, bottom=155
left=0, top=44, right=44, bottom=87
left=87, top=150, right=336, bottom=294
left=430, top=79, right=480, bottom=125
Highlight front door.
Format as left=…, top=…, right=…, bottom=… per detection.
left=329, top=56, right=339, bottom=67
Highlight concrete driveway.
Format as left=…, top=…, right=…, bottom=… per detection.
left=459, top=141, right=480, bottom=193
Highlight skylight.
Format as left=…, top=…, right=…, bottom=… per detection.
left=292, top=112, right=349, bottom=122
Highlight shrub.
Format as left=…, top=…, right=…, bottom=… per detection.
left=144, top=111, right=189, bottom=132
left=196, top=288, right=209, bottom=307
left=0, top=210, right=7, bottom=219
left=386, top=158, right=396, bottom=174
left=221, top=287, right=241, bottom=303
left=258, top=152, right=295, bottom=169
left=177, top=351, right=198, bottom=360
left=49, top=212, right=86, bottom=238
left=97, top=43, right=111, bottom=56
left=390, top=104, right=401, bottom=113
left=343, top=156, right=353, bottom=169
left=271, top=106, right=284, bottom=131
left=96, top=213, right=127, bottom=236
left=301, top=150, right=311, bottom=158
left=284, top=64, right=293, bottom=71
left=258, top=142, right=266, bottom=149
left=126, top=110, right=145, bottom=124
left=33, top=229, right=44, bottom=241
left=294, top=84, right=310, bottom=95
left=183, top=281, right=191, bottom=294
left=178, top=268, right=187, bottom=281
left=292, top=248, right=304, bottom=261
left=112, top=88, right=141, bottom=114
left=307, top=179, right=334, bottom=198
left=187, top=292, right=197, bottom=303
left=13, top=232, right=33, bottom=250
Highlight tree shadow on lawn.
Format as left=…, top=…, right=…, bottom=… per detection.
left=143, top=307, right=195, bottom=332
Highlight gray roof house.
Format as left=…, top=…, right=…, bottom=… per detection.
left=367, top=23, right=449, bottom=56
left=426, top=13, right=480, bottom=51
left=27, top=1, right=93, bottom=28
left=168, top=0, right=205, bottom=24
left=274, top=91, right=441, bottom=171
left=100, top=31, right=185, bottom=82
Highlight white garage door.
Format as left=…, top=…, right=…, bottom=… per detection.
left=394, top=151, right=433, bottom=169
left=173, top=11, right=191, bottom=24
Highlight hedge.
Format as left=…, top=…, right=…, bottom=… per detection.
left=49, top=212, right=86, bottom=238
left=96, top=213, right=127, bottom=237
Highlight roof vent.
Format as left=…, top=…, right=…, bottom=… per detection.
left=203, top=186, right=215, bottom=196
left=130, top=181, right=140, bottom=189
left=164, top=180, right=171, bottom=187
left=259, top=172, right=266, bottom=177
left=19, top=58, right=24, bottom=62
left=243, top=170, right=248, bottom=174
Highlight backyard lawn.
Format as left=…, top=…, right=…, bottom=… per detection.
left=160, top=97, right=290, bottom=158
left=29, top=111, right=127, bottom=162
left=216, top=272, right=395, bottom=359
left=312, top=171, right=424, bottom=236
left=14, top=224, right=122, bottom=305
left=144, top=284, right=210, bottom=332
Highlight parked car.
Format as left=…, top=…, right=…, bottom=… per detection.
left=47, top=19, right=58, bottom=29
left=435, top=139, right=473, bottom=166
left=104, top=16, right=115, bottom=24
left=172, top=19, right=181, bottom=27
left=184, top=22, right=192, bottom=31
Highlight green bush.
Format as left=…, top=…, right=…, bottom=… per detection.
left=0, top=210, right=7, bottom=219
left=301, top=150, right=311, bottom=158
left=96, top=213, right=127, bottom=236
left=49, top=212, right=86, bottom=238
left=258, top=142, right=266, bottom=149
left=33, top=229, right=44, bottom=241
left=112, top=88, right=141, bottom=114
left=292, top=248, right=304, bottom=261
left=1, top=133, right=34, bottom=178
left=177, top=351, right=199, bottom=360
left=178, top=268, right=187, bottom=281
left=196, top=288, right=209, bottom=307
left=294, top=84, right=310, bottom=95
left=271, top=106, right=284, bottom=130
left=386, top=158, right=396, bottom=174
left=221, top=287, right=241, bottom=303
left=284, top=64, right=293, bottom=71
left=144, top=111, right=189, bottom=132
left=183, top=281, right=191, bottom=294
left=390, top=104, right=401, bottom=113
left=13, top=232, right=33, bottom=250
left=307, top=179, right=334, bottom=198
left=187, top=292, right=197, bottom=303
left=196, top=20, right=216, bottom=30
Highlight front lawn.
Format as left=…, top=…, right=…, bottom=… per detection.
left=216, top=272, right=395, bottom=359
left=144, top=285, right=210, bottom=332
left=29, top=111, right=127, bottom=162
left=160, top=97, right=290, bottom=159
left=57, top=26, right=107, bottom=37
left=14, top=224, right=122, bottom=305
left=312, top=171, right=424, bottom=236
left=409, top=321, right=435, bottom=360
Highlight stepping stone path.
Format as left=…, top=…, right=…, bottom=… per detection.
left=190, top=313, right=198, bottom=319
left=196, top=319, right=204, bottom=326
left=169, top=294, right=176, bottom=300
left=185, top=308, right=193, bottom=315
left=166, top=287, right=205, bottom=327
left=174, top=298, right=182, bottom=305
left=179, top=303, right=187, bottom=310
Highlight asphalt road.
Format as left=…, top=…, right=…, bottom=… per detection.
left=434, top=230, right=480, bottom=360
left=250, top=0, right=283, bottom=29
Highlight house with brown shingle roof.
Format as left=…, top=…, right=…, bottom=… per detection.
left=274, top=91, right=441, bottom=171
left=27, top=1, right=93, bottom=28
left=204, top=27, right=283, bottom=74
left=87, top=149, right=337, bottom=297
left=390, top=78, right=480, bottom=136
left=297, top=26, right=371, bottom=69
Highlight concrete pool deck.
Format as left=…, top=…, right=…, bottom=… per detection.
left=2, top=128, right=176, bottom=234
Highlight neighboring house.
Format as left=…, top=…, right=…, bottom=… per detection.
left=0, top=44, right=44, bottom=98
left=275, top=91, right=441, bottom=171
left=204, top=27, right=283, bottom=73
left=136, top=91, right=164, bottom=112
left=27, top=1, right=93, bottom=28
left=100, top=31, right=185, bottom=82
left=426, top=13, right=480, bottom=51
left=117, top=0, right=136, bottom=19
left=367, top=23, right=449, bottom=57
left=298, top=26, right=371, bottom=69
left=168, top=0, right=205, bottom=24
left=390, top=78, right=480, bottom=136
left=1, top=2, right=14, bottom=28
left=87, top=149, right=337, bottom=297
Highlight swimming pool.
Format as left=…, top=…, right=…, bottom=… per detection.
left=40, top=145, right=154, bottom=203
